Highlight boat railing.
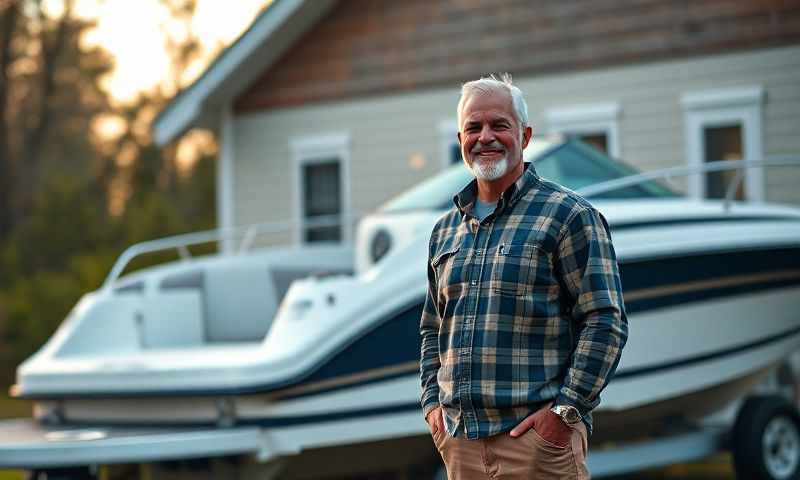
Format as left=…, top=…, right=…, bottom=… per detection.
left=103, top=155, right=800, bottom=291
left=100, top=213, right=361, bottom=291
left=576, top=156, right=800, bottom=208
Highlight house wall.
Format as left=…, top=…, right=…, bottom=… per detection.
left=232, top=45, right=800, bottom=236
left=235, top=0, right=800, bottom=111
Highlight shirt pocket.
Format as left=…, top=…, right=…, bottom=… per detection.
left=492, top=243, right=548, bottom=297
left=431, top=246, right=463, bottom=299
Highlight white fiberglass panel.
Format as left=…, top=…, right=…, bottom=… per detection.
left=613, top=221, right=800, bottom=262
left=52, top=294, right=141, bottom=357
left=619, top=286, right=800, bottom=371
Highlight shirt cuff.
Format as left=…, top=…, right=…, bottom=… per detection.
left=554, top=386, right=599, bottom=420
left=421, top=392, right=440, bottom=420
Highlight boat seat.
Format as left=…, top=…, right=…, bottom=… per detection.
left=202, top=264, right=278, bottom=343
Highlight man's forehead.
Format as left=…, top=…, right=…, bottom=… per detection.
left=460, top=91, right=515, bottom=123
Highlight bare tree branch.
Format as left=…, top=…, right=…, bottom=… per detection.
left=0, top=1, right=19, bottom=240
left=21, top=0, right=74, bottom=198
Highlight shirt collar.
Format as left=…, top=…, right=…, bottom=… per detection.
left=453, top=162, right=540, bottom=217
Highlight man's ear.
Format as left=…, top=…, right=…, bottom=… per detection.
left=457, top=131, right=463, bottom=146
left=521, top=126, right=533, bottom=149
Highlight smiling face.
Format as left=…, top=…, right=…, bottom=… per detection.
left=458, top=89, right=532, bottom=184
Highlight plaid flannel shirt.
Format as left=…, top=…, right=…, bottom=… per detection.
left=419, top=163, right=628, bottom=439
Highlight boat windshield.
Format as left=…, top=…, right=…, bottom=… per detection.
left=381, top=140, right=677, bottom=213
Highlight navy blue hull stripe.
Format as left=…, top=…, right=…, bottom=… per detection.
left=622, top=247, right=800, bottom=314
left=609, top=216, right=800, bottom=232
left=282, top=320, right=800, bottom=400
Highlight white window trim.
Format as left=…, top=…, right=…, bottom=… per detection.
left=681, top=86, right=765, bottom=201
left=545, top=102, right=621, bottom=159
left=290, top=132, right=352, bottom=245
left=218, top=106, right=236, bottom=254
left=438, top=119, right=459, bottom=169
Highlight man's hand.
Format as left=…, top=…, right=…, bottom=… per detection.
left=426, top=406, right=444, bottom=435
left=509, top=407, right=572, bottom=447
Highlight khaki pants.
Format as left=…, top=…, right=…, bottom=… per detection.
left=432, top=420, right=589, bottom=480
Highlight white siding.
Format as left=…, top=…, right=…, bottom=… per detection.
left=232, top=45, right=800, bottom=238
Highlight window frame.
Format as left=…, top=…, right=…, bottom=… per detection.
left=681, top=86, right=765, bottom=201
left=545, top=102, right=621, bottom=159
left=290, top=132, right=352, bottom=245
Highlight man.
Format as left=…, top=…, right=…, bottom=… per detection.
left=419, top=74, right=628, bottom=479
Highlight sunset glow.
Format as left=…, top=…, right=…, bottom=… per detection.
left=73, top=0, right=270, bottom=102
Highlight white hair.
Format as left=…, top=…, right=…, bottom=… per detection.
left=457, top=73, right=529, bottom=128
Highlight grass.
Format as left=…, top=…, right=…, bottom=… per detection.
left=0, top=391, right=30, bottom=420
left=0, top=472, right=24, bottom=480
left=611, top=453, right=735, bottom=479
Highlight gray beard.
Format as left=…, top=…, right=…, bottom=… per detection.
left=467, top=155, right=509, bottom=181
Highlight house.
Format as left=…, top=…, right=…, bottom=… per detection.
left=153, top=0, right=800, bottom=253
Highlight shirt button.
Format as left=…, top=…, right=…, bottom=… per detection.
left=470, top=280, right=477, bottom=286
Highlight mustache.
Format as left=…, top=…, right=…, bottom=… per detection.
left=471, top=141, right=505, bottom=154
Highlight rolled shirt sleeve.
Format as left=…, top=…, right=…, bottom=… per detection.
left=554, top=206, right=629, bottom=419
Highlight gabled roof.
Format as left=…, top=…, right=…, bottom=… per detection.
left=153, top=0, right=337, bottom=146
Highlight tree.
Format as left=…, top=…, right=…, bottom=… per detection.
left=0, top=0, right=217, bottom=388
left=0, top=0, right=114, bottom=242
left=0, top=1, right=19, bottom=239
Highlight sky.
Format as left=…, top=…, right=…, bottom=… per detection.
left=70, top=0, right=271, bottom=102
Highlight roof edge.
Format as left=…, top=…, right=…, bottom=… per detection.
left=153, top=0, right=334, bottom=145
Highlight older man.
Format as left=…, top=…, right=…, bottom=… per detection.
left=419, top=74, right=628, bottom=479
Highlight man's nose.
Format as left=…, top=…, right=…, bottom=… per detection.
left=478, top=124, right=495, bottom=144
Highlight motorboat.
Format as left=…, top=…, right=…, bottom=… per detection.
left=3, top=138, right=800, bottom=479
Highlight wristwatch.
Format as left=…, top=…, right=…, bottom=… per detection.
left=550, top=405, right=582, bottom=425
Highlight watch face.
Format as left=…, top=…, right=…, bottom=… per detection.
left=565, top=408, right=580, bottom=423
left=555, top=406, right=580, bottom=423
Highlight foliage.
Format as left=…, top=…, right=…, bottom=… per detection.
left=0, top=162, right=216, bottom=384
left=0, top=0, right=217, bottom=390
left=0, top=0, right=114, bottom=240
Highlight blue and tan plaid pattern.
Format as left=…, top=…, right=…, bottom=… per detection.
left=420, top=162, right=628, bottom=439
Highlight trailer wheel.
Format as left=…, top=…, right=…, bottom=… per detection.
left=733, top=395, right=800, bottom=480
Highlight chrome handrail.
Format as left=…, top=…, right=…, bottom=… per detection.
left=576, top=156, right=800, bottom=203
left=101, top=213, right=360, bottom=291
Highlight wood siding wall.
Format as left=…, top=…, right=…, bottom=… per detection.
left=232, top=45, right=800, bottom=232
left=234, top=0, right=800, bottom=112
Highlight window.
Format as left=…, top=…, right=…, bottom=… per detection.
left=290, top=133, right=351, bottom=244
left=302, top=160, right=342, bottom=242
left=546, top=103, right=621, bottom=158
left=704, top=125, right=744, bottom=200
left=575, top=132, right=609, bottom=155
left=681, top=86, right=764, bottom=201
